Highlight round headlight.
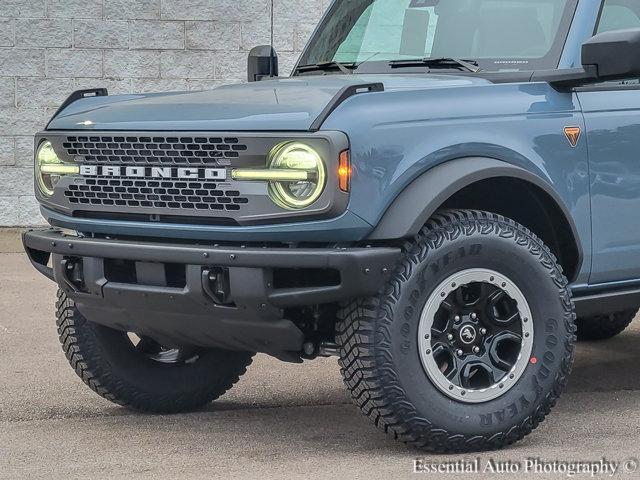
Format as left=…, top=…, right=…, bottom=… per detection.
left=267, top=142, right=326, bottom=210
left=36, top=141, right=77, bottom=196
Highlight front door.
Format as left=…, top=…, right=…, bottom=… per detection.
left=578, top=0, right=640, bottom=284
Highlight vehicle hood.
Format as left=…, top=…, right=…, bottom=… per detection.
left=46, top=75, right=491, bottom=132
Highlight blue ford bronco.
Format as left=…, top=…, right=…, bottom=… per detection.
left=22, top=0, right=640, bottom=452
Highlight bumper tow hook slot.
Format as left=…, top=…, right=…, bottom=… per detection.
left=202, top=268, right=232, bottom=305
left=60, top=257, right=84, bottom=292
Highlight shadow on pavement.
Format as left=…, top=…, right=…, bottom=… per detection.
left=568, top=322, right=640, bottom=393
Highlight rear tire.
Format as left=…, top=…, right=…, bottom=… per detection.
left=577, top=309, right=637, bottom=341
left=56, top=290, right=254, bottom=413
left=336, top=210, right=576, bottom=452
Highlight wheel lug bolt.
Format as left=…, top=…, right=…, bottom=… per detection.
left=447, top=334, right=454, bottom=341
left=473, top=346, right=480, bottom=354
left=456, top=349, right=463, bottom=357
left=471, top=313, right=477, bottom=320
left=480, top=328, right=487, bottom=335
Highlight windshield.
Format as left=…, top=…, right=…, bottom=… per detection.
left=296, top=0, right=578, bottom=73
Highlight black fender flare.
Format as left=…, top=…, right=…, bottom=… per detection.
left=367, top=157, right=583, bottom=271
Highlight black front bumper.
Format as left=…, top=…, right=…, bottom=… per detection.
left=23, top=229, right=400, bottom=355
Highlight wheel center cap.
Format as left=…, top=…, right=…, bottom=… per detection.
left=459, top=324, right=477, bottom=344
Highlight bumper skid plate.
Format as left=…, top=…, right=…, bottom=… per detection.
left=24, top=229, right=400, bottom=355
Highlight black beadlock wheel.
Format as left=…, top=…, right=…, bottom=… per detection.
left=577, top=309, right=638, bottom=341
left=56, top=290, right=254, bottom=413
left=336, top=210, right=576, bottom=452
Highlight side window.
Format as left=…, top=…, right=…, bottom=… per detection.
left=597, top=1, right=640, bottom=34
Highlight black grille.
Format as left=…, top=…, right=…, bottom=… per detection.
left=64, top=177, right=249, bottom=212
left=62, top=135, right=248, bottom=166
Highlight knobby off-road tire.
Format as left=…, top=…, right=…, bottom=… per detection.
left=56, top=290, right=254, bottom=413
left=336, top=210, right=576, bottom=452
left=577, top=309, right=638, bottom=341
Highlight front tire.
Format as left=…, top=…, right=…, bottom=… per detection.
left=336, top=210, right=576, bottom=452
left=56, top=290, right=254, bottom=413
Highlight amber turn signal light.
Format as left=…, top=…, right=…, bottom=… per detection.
left=338, top=150, right=351, bottom=192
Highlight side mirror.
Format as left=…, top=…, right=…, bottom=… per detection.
left=247, top=45, right=278, bottom=82
left=531, top=28, right=640, bottom=91
left=582, top=28, right=640, bottom=82
left=541, top=28, right=640, bottom=89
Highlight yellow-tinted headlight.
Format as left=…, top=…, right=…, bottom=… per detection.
left=36, top=141, right=78, bottom=196
left=267, top=142, right=326, bottom=210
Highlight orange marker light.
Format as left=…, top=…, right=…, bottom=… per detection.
left=338, top=150, right=351, bottom=192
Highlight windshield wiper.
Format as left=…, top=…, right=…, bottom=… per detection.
left=389, top=57, right=481, bottom=73
left=295, top=61, right=356, bottom=75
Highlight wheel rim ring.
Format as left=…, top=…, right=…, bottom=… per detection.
left=127, top=333, right=200, bottom=364
left=417, top=268, right=534, bottom=403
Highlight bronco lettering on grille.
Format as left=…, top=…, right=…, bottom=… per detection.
left=79, top=165, right=227, bottom=180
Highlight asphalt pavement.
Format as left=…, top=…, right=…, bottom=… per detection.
left=1, top=251, right=640, bottom=479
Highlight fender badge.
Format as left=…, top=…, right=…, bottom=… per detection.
left=564, top=126, right=581, bottom=147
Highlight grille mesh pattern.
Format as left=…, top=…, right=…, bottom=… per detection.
left=64, top=177, right=248, bottom=211
left=62, top=135, right=248, bottom=166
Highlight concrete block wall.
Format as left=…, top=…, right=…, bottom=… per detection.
left=0, top=0, right=329, bottom=226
